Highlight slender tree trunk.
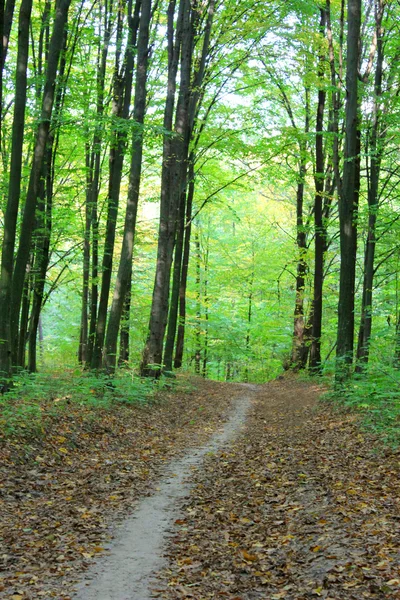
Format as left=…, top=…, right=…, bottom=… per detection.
left=0, top=0, right=33, bottom=383
left=3, top=0, right=16, bottom=63
left=309, top=8, right=327, bottom=372
left=92, top=0, right=139, bottom=370
left=85, top=2, right=113, bottom=366
left=79, top=143, right=92, bottom=364
left=194, top=229, right=201, bottom=375
left=10, top=0, right=72, bottom=368
left=164, top=0, right=215, bottom=373
left=356, top=1, right=384, bottom=369
left=290, top=160, right=308, bottom=369
left=336, top=0, right=361, bottom=378
left=141, top=0, right=193, bottom=376
left=164, top=188, right=186, bottom=371
left=201, top=230, right=209, bottom=378
left=88, top=200, right=99, bottom=363
left=289, top=78, right=311, bottom=369
left=395, top=300, right=400, bottom=367
left=28, top=150, right=52, bottom=373
left=244, top=265, right=254, bottom=382
left=27, top=12, right=69, bottom=372
left=118, top=278, right=131, bottom=365
left=104, top=0, right=152, bottom=373
left=174, top=160, right=194, bottom=368
left=18, top=266, right=31, bottom=369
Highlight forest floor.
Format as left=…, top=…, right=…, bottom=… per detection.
left=1, top=376, right=400, bottom=599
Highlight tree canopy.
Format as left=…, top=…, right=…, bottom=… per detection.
left=1, top=0, right=400, bottom=395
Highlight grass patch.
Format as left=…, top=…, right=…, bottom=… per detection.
left=0, top=368, right=178, bottom=439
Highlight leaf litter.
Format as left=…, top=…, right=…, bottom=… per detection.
left=1, top=375, right=400, bottom=599
left=152, top=377, right=400, bottom=600
left=0, top=377, right=242, bottom=599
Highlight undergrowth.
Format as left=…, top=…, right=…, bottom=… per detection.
left=323, top=363, right=400, bottom=446
left=0, top=368, right=178, bottom=439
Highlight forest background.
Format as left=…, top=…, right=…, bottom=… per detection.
left=0, top=0, right=400, bottom=441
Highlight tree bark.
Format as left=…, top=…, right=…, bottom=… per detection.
left=2, top=0, right=17, bottom=69
left=202, top=236, right=209, bottom=378
left=194, top=229, right=201, bottom=375
left=290, top=155, right=309, bottom=369
left=141, top=0, right=192, bottom=376
left=163, top=188, right=186, bottom=372
left=91, top=0, right=140, bottom=370
left=118, top=278, right=132, bottom=366
left=356, top=0, right=384, bottom=369
left=85, top=1, right=114, bottom=366
left=104, top=0, right=152, bottom=373
left=335, top=0, right=361, bottom=379
left=174, top=160, right=194, bottom=369
left=10, top=0, right=72, bottom=368
left=28, top=149, right=52, bottom=373
left=309, top=8, right=327, bottom=372
left=0, top=0, right=33, bottom=383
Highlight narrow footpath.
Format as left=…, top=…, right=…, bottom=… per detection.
left=151, top=378, right=400, bottom=599
left=1, top=377, right=400, bottom=600
left=72, top=386, right=256, bottom=600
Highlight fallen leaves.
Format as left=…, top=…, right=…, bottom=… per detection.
left=0, top=376, right=241, bottom=599
left=153, top=378, right=400, bottom=599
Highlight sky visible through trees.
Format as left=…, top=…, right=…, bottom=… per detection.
left=1, top=0, right=400, bottom=389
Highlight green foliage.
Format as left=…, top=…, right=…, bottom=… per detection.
left=324, top=364, right=400, bottom=446
left=0, top=368, right=175, bottom=438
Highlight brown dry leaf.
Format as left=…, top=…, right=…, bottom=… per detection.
left=153, top=378, right=400, bottom=600
left=0, top=376, right=241, bottom=599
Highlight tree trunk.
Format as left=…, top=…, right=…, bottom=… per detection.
left=10, top=0, right=71, bottom=368
left=335, top=0, right=361, bottom=379
left=2, top=0, right=17, bottom=70
left=79, top=143, right=92, bottom=365
left=202, top=238, right=209, bottom=379
left=104, top=0, right=152, bottom=373
left=309, top=8, right=327, bottom=373
left=194, top=229, right=201, bottom=375
left=290, top=160, right=309, bottom=369
left=0, top=0, right=33, bottom=383
left=28, top=150, right=52, bottom=373
left=163, top=188, right=186, bottom=372
left=85, top=1, right=113, bottom=366
left=91, top=0, right=139, bottom=370
left=356, top=1, right=384, bottom=370
left=118, top=278, right=131, bottom=366
left=141, top=0, right=192, bottom=376
left=174, top=160, right=194, bottom=369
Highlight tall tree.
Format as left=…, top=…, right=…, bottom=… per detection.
left=335, top=0, right=361, bottom=378
left=163, top=0, right=215, bottom=372
left=79, top=0, right=114, bottom=366
left=141, top=0, right=194, bottom=376
left=309, top=7, right=328, bottom=372
left=91, top=0, right=139, bottom=370
left=8, top=0, right=72, bottom=373
left=355, top=0, right=385, bottom=369
left=104, top=0, right=153, bottom=372
left=0, top=0, right=33, bottom=384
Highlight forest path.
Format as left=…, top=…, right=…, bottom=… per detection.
left=150, top=377, right=400, bottom=600
left=2, top=377, right=400, bottom=600
left=72, top=384, right=257, bottom=600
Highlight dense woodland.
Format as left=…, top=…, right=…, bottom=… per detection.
left=0, top=0, right=400, bottom=393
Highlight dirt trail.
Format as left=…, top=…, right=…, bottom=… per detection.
left=72, top=385, right=257, bottom=600
left=2, top=377, right=400, bottom=600
left=152, top=377, right=400, bottom=599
